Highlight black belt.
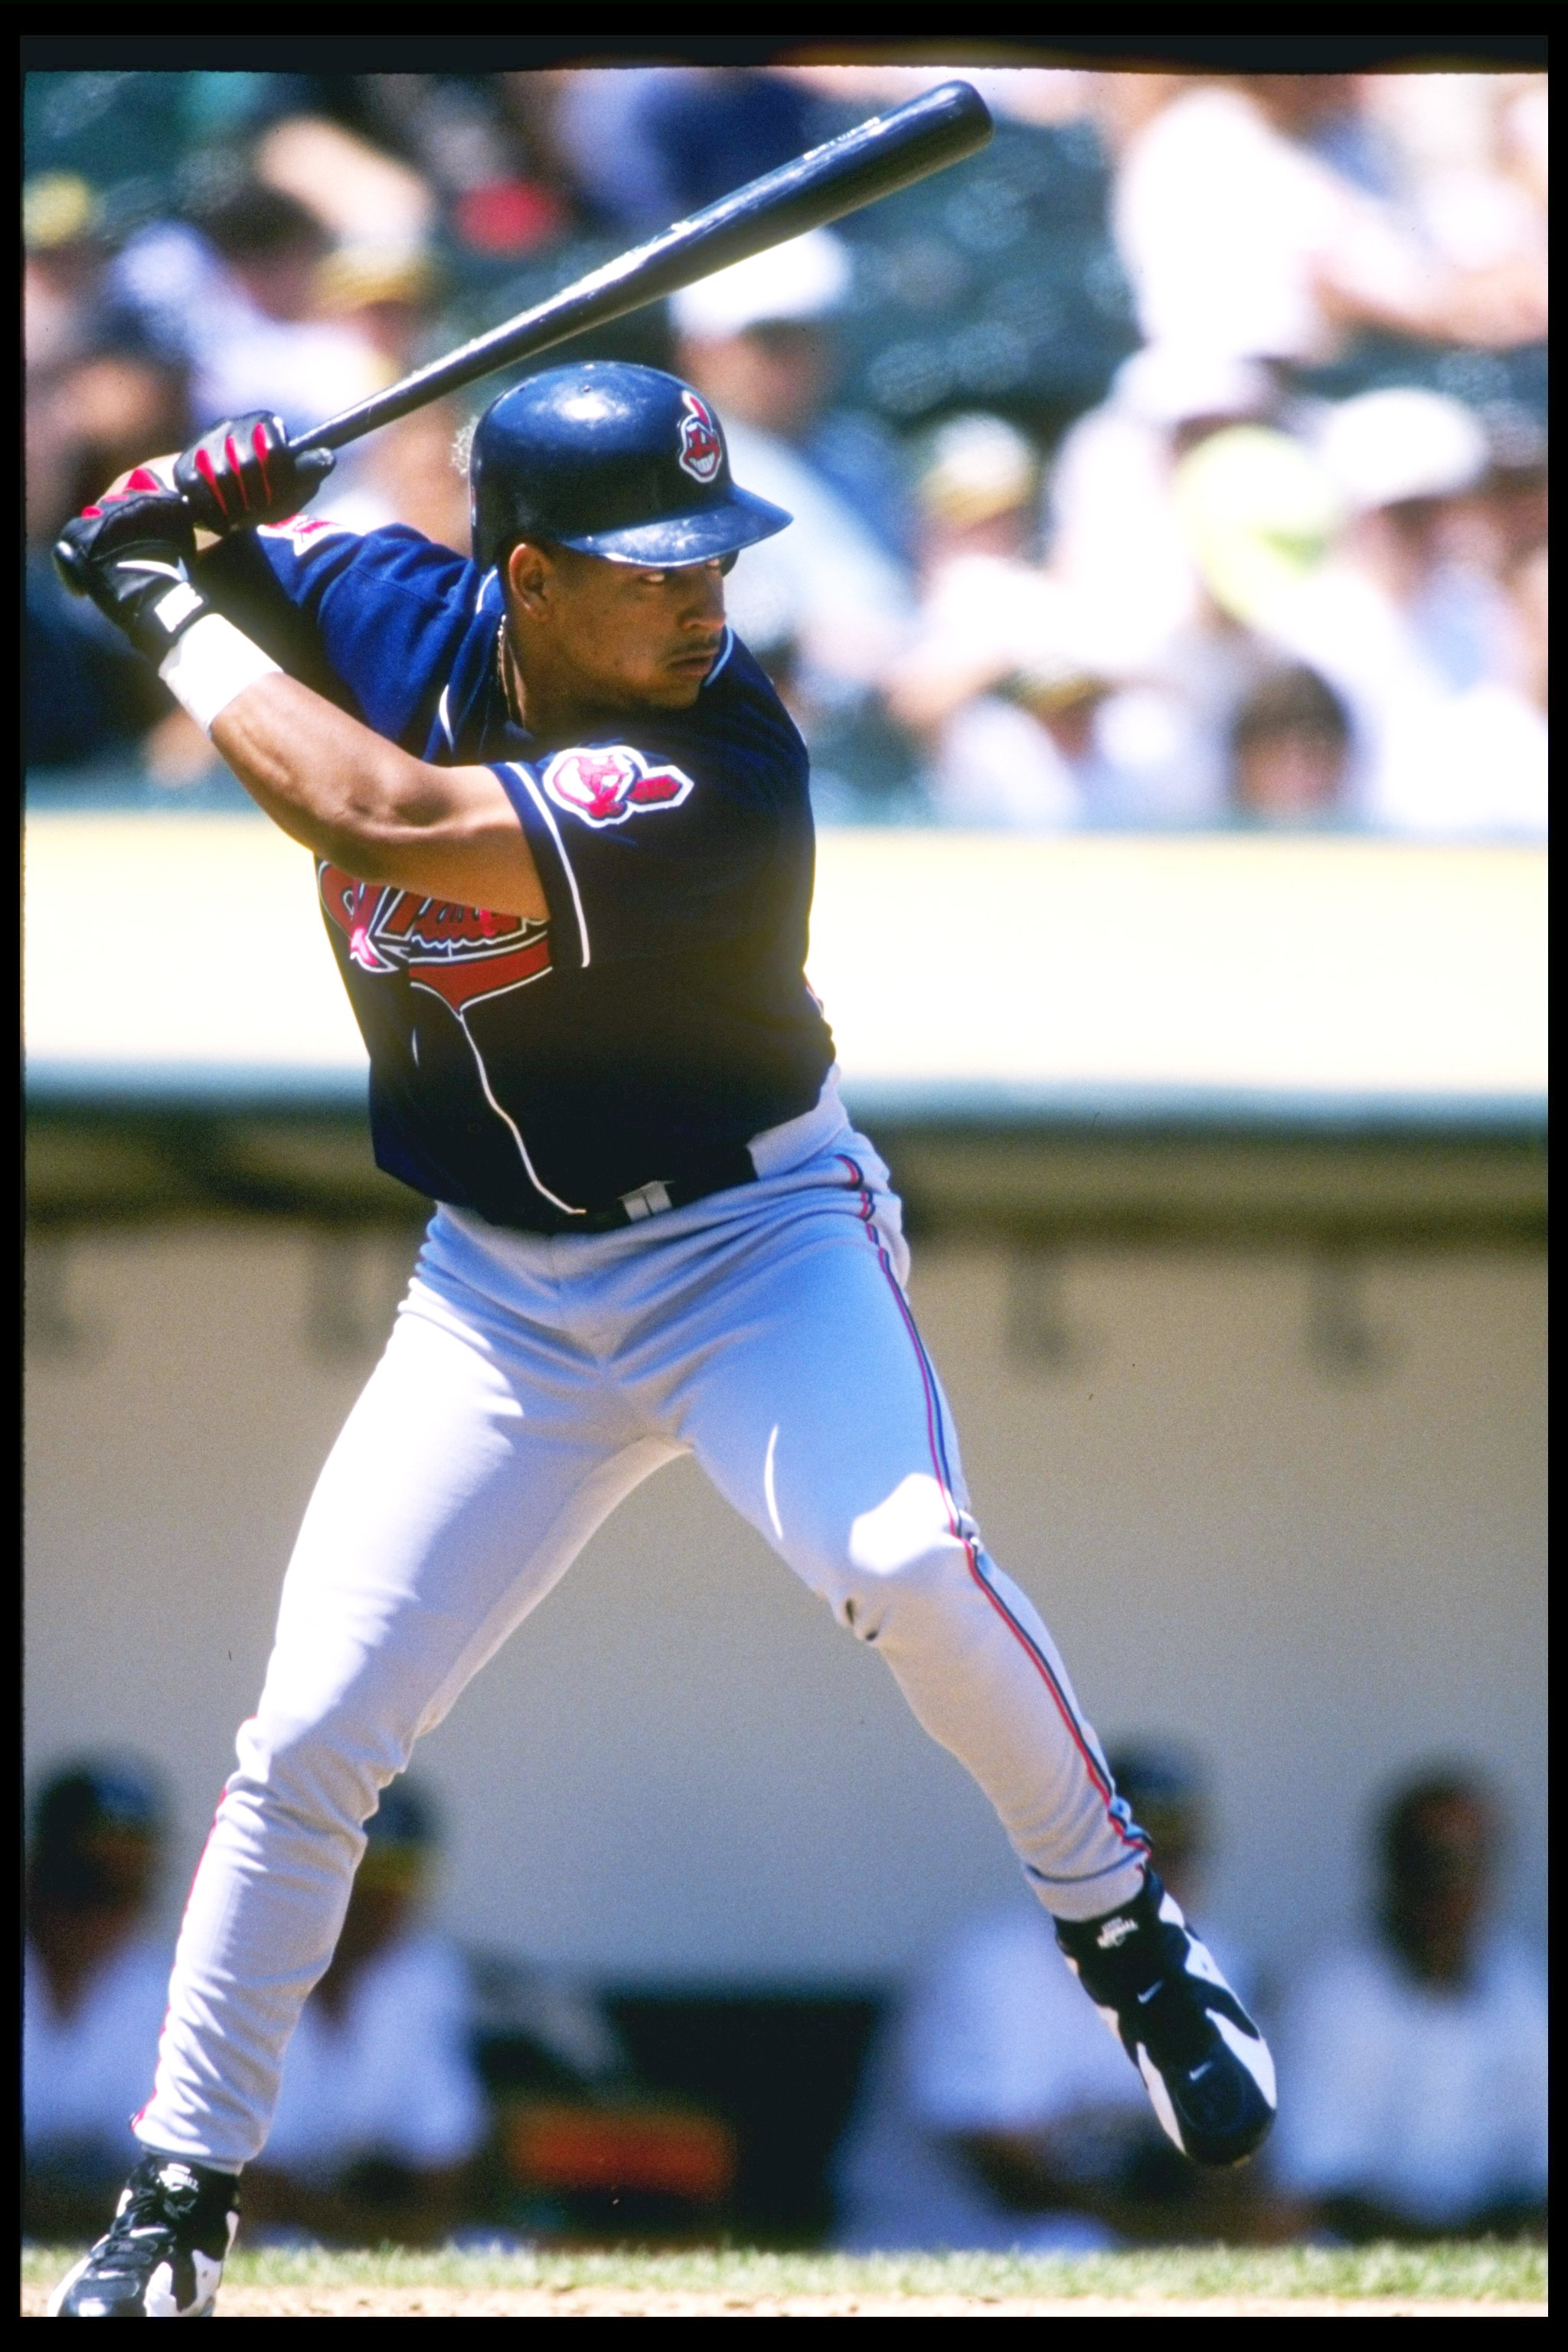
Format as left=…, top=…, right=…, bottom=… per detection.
left=575, top=1142, right=759, bottom=1233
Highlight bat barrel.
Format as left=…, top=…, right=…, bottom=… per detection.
left=291, top=80, right=992, bottom=456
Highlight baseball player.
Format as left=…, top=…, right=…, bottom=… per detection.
left=47, top=365, right=1273, bottom=2316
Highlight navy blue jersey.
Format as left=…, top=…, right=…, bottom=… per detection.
left=196, top=516, right=835, bottom=1230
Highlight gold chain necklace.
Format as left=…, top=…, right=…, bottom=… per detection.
left=495, top=621, right=520, bottom=726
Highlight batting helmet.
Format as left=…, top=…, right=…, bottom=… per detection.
left=469, top=361, right=791, bottom=575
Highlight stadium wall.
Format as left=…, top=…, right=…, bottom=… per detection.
left=24, top=1220, right=1545, bottom=1985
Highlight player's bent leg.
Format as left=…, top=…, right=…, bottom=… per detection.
left=132, top=1269, right=672, bottom=2175
left=668, top=1148, right=1274, bottom=2167
left=669, top=1154, right=1147, bottom=1921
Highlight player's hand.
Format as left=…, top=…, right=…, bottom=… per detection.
left=173, top=413, right=335, bottom=537
left=52, top=474, right=211, bottom=662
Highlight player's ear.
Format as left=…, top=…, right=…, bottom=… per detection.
left=505, top=539, right=557, bottom=618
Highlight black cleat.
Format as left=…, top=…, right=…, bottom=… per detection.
left=48, top=2152, right=240, bottom=2318
left=1056, top=1868, right=1276, bottom=2167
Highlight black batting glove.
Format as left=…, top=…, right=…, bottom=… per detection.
left=174, top=412, right=335, bottom=537
left=53, top=475, right=211, bottom=664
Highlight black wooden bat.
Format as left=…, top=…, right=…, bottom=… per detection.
left=288, top=80, right=993, bottom=457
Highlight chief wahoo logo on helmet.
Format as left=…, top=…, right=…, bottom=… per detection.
left=676, top=391, right=724, bottom=485
left=468, top=361, right=789, bottom=573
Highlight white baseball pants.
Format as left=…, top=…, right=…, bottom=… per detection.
left=136, top=1119, right=1148, bottom=2169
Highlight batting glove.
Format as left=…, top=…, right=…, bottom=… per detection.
left=174, top=412, right=335, bottom=536
left=53, top=474, right=213, bottom=663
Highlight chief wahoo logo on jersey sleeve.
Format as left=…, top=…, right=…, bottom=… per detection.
left=541, top=745, right=695, bottom=828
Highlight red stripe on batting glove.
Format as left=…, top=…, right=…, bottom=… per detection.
left=252, top=421, right=273, bottom=501
left=195, top=447, right=230, bottom=515
left=225, top=434, right=248, bottom=509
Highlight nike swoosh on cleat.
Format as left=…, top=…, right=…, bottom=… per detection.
left=1210, top=2005, right=1279, bottom=2105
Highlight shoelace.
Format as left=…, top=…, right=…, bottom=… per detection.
left=92, top=2181, right=203, bottom=2272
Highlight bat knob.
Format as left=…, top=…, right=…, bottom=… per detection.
left=51, top=534, right=91, bottom=599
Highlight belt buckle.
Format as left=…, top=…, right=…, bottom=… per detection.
left=618, top=1179, right=674, bottom=1223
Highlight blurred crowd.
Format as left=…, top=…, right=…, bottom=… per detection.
left=22, top=1759, right=698, bottom=2249
left=25, top=1743, right=1546, bottom=2251
left=835, top=1744, right=1547, bottom=2252
left=25, top=65, right=1547, bottom=835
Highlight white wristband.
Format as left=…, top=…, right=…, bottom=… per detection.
left=158, top=613, right=283, bottom=736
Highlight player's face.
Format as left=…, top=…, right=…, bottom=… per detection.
left=506, top=541, right=731, bottom=717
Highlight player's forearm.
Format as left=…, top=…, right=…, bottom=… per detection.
left=209, top=672, right=548, bottom=918
left=211, top=673, right=449, bottom=867
left=55, top=472, right=540, bottom=913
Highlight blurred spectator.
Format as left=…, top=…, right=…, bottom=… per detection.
left=1047, top=344, right=1281, bottom=665
left=25, top=173, right=114, bottom=381
left=1272, top=1767, right=1547, bottom=2242
left=25, top=185, right=194, bottom=775
left=1228, top=666, right=1354, bottom=828
left=243, top=1779, right=486, bottom=2248
left=834, top=1741, right=1278, bottom=2252
left=780, top=63, right=1096, bottom=134
left=1169, top=423, right=1343, bottom=638
left=252, top=113, right=436, bottom=262
left=296, top=76, right=570, bottom=261
left=313, top=394, right=473, bottom=552
left=26, top=548, right=175, bottom=776
left=35, top=153, right=438, bottom=778
left=25, top=171, right=191, bottom=541
left=887, top=413, right=1084, bottom=826
left=890, top=414, right=1210, bottom=829
left=1501, top=541, right=1548, bottom=727
left=1042, top=356, right=1317, bottom=823
left=21, top=68, right=1549, bottom=838
left=105, top=181, right=389, bottom=436
left=313, top=244, right=444, bottom=381
left=24, top=1759, right=173, bottom=2242
left=553, top=67, right=816, bottom=235
left=1265, top=387, right=1547, bottom=835
left=673, top=230, right=913, bottom=707
left=1355, top=74, right=1547, bottom=302
left=1111, top=77, right=1547, bottom=370
left=678, top=233, right=911, bottom=564
left=1470, top=404, right=1548, bottom=579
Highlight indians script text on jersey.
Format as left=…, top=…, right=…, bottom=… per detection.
left=197, top=518, right=834, bottom=1230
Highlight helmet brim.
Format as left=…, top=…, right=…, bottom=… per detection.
left=559, top=486, right=792, bottom=567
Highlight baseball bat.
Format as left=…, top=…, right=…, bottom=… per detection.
left=289, top=80, right=992, bottom=456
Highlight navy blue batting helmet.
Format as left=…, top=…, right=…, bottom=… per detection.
left=469, top=361, right=791, bottom=575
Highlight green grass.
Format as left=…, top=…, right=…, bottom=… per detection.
left=21, top=2239, right=1547, bottom=2303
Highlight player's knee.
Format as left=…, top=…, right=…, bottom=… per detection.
left=235, top=1699, right=408, bottom=1839
left=818, top=1472, right=979, bottom=1646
